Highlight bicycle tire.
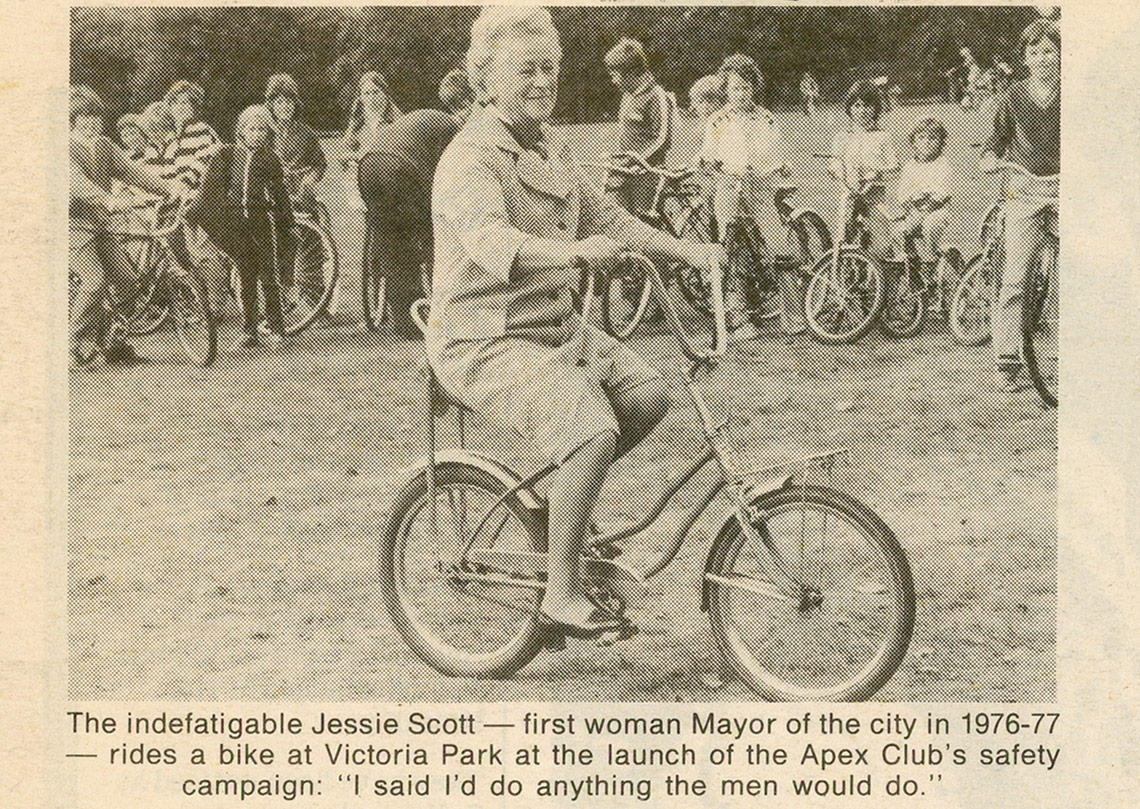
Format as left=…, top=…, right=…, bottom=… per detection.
left=123, top=240, right=171, bottom=336
left=379, top=462, right=547, bottom=679
left=878, top=261, right=927, bottom=339
left=706, top=485, right=915, bottom=701
left=1023, top=247, right=1058, bottom=408
left=671, top=197, right=719, bottom=316
left=803, top=247, right=886, bottom=344
left=602, top=252, right=655, bottom=339
left=168, top=264, right=217, bottom=367
left=361, top=224, right=387, bottom=333
left=278, top=218, right=339, bottom=336
left=949, top=253, right=997, bottom=346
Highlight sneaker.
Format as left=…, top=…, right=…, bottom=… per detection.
left=233, top=333, right=260, bottom=350
left=727, top=317, right=760, bottom=344
left=102, top=342, right=145, bottom=365
left=263, top=331, right=288, bottom=349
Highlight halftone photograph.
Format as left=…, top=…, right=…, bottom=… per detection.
left=69, top=5, right=1059, bottom=701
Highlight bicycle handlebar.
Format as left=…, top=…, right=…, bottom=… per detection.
left=581, top=151, right=695, bottom=182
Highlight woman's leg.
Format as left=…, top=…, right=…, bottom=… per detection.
left=609, top=378, right=671, bottom=459
left=995, top=203, right=1047, bottom=370
left=544, top=431, right=618, bottom=623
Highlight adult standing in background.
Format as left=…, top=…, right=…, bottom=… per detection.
left=356, top=75, right=474, bottom=337
left=342, top=71, right=403, bottom=162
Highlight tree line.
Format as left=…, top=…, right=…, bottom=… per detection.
left=71, top=6, right=1039, bottom=136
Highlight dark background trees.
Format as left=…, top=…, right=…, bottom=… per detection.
left=71, top=6, right=1038, bottom=136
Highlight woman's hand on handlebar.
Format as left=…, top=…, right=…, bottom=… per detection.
left=575, top=235, right=625, bottom=270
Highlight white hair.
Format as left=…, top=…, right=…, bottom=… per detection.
left=465, top=6, right=560, bottom=103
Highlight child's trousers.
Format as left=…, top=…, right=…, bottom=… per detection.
left=201, top=214, right=285, bottom=336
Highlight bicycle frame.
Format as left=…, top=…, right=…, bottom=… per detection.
left=418, top=258, right=848, bottom=605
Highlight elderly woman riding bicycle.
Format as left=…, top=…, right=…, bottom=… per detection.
left=426, top=6, right=722, bottom=636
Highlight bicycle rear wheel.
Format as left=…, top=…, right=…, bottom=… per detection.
left=603, top=252, right=654, bottom=339
left=169, top=264, right=217, bottom=367
left=790, top=210, right=832, bottom=266
left=949, top=253, right=997, bottom=346
left=803, top=248, right=885, bottom=344
left=278, top=218, right=339, bottom=336
left=379, top=463, right=547, bottom=679
left=706, top=485, right=914, bottom=701
left=1023, top=245, right=1058, bottom=407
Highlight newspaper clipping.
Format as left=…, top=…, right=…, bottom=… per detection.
left=6, top=1, right=1139, bottom=807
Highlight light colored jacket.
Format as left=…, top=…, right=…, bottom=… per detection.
left=427, top=106, right=658, bottom=350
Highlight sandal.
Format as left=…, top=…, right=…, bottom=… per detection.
left=539, top=607, right=628, bottom=639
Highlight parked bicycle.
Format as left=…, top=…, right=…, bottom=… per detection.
left=71, top=195, right=217, bottom=367
left=949, top=201, right=1004, bottom=347
left=804, top=153, right=890, bottom=344
left=378, top=254, right=915, bottom=701
left=877, top=232, right=965, bottom=339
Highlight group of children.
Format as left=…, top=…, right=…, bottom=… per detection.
left=601, top=18, right=1059, bottom=391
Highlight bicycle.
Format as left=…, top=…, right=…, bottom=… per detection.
left=802, top=154, right=890, bottom=344
left=877, top=223, right=965, bottom=339
left=378, top=254, right=915, bottom=701
left=949, top=201, right=1004, bottom=346
left=590, top=153, right=832, bottom=343
left=71, top=195, right=217, bottom=367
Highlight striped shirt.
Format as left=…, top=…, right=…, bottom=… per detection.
left=160, top=119, right=220, bottom=192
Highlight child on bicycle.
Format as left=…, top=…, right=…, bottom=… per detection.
left=697, top=53, right=805, bottom=337
left=894, top=118, right=951, bottom=264
left=70, top=86, right=174, bottom=364
left=829, top=80, right=899, bottom=262
left=603, top=38, right=675, bottom=217
left=980, top=18, right=1060, bottom=392
left=160, top=81, right=229, bottom=317
left=265, top=74, right=327, bottom=219
left=188, top=105, right=295, bottom=350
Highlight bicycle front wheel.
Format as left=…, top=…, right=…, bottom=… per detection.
left=279, top=219, right=339, bottom=336
left=168, top=264, right=217, bottom=367
left=124, top=240, right=171, bottom=336
left=706, top=485, right=915, bottom=701
left=1023, top=245, right=1058, bottom=407
left=803, top=248, right=885, bottom=344
left=603, top=252, right=655, bottom=339
left=379, top=463, right=547, bottom=679
left=949, top=253, right=997, bottom=346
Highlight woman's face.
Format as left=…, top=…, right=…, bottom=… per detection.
left=485, top=31, right=561, bottom=126
left=724, top=72, right=756, bottom=112
left=1025, top=37, right=1060, bottom=84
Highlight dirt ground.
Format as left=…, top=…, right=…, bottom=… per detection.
left=68, top=102, right=1056, bottom=702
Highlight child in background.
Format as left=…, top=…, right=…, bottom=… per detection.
left=697, top=53, right=805, bottom=338
left=116, top=114, right=161, bottom=165
left=688, top=74, right=725, bottom=119
left=829, top=80, right=899, bottom=262
left=894, top=118, right=951, bottom=263
left=161, top=81, right=228, bottom=317
left=980, top=19, right=1060, bottom=392
left=265, top=74, right=327, bottom=218
left=603, top=38, right=675, bottom=216
left=70, top=86, right=173, bottom=364
left=188, top=105, right=295, bottom=350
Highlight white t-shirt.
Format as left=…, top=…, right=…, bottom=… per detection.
left=698, top=105, right=782, bottom=176
left=831, top=129, right=899, bottom=189
left=897, top=157, right=951, bottom=208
